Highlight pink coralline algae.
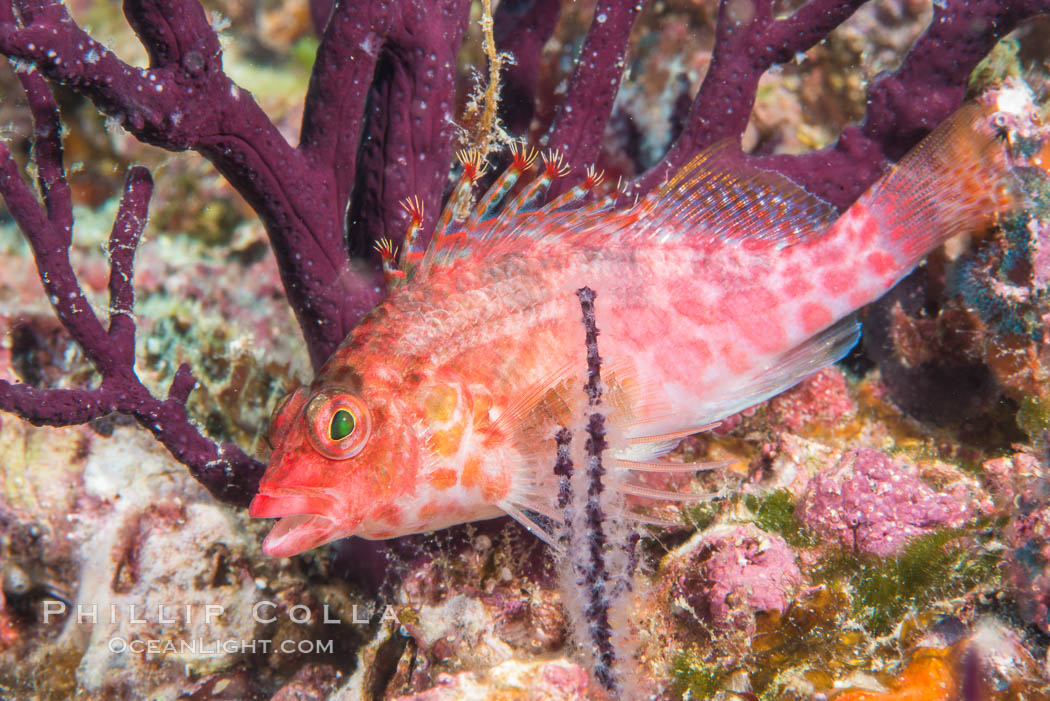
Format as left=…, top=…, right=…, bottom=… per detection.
left=768, top=366, right=857, bottom=433
left=1004, top=502, right=1050, bottom=634
left=981, top=452, right=1048, bottom=514
left=671, top=523, right=802, bottom=633
left=798, top=449, right=971, bottom=557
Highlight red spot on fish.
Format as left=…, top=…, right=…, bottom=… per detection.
left=742, top=320, right=787, bottom=353
left=848, top=289, right=870, bottom=309
left=693, top=339, right=713, bottom=365
left=800, top=302, right=832, bottom=333
left=418, top=501, right=441, bottom=522
left=481, top=472, right=509, bottom=503
left=866, top=250, right=896, bottom=277
left=672, top=294, right=718, bottom=325
left=855, top=213, right=878, bottom=245
left=372, top=503, right=402, bottom=526
left=724, top=343, right=752, bottom=374
left=461, top=456, right=483, bottom=490
left=783, top=275, right=812, bottom=298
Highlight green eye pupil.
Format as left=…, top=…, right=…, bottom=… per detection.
left=330, top=409, right=355, bottom=441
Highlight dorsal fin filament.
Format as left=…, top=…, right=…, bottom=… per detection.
left=467, top=141, right=538, bottom=228
left=543, top=164, right=605, bottom=213
left=399, top=195, right=425, bottom=259
left=433, top=148, right=489, bottom=241
left=374, top=238, right=405, bottom=284
left=497, top=149, right=569, bottom=223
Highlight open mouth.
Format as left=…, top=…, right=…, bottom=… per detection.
left=249, top=492, right=346, bottom=557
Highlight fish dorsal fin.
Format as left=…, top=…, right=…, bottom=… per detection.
left=638, top=140, right=840, bottom=248
left=414, top=140, right=841, bottom=278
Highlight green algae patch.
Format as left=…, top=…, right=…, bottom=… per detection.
left=1018, top=395, right=1050, bottom=444
left=813, top=526, right=1001, bottom=636
left=969, top=37, right=1024, bottom=91
left=683, top=500, right=721, bottom=532
left=672, top=652, right=725, bottom=699
left=745, top=490, right=818, bottom=548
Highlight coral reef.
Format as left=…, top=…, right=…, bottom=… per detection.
left=0, top=0, right=1047, bottom=503
left=4, top=0, right=1050, bottom=699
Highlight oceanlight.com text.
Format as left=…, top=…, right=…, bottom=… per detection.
left=107, top=636, right=335, bottom=656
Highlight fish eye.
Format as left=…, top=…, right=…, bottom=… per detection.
left=304, top=389, right=371, bottom=460
left=330, top=409, right=355, bottom=440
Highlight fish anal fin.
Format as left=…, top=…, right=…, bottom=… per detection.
left=707, top=315, right=861, bottom=420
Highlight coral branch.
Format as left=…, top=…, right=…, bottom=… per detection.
left=0, top=0, right=358, bottom=367
left=14, top=64, right=71, bottom=243
left=344, top=0, right=471, bottom=254
left=641, top=0, right=866, bottom=191
left=493, top=0, right=561, bottom=136
left=0, top=69, right=263, bottom=505
left=0, top=140, right=111, bottom=371
left=555, top=287, right=636, bottom=694
left=752, top=0, right=1050, bottom=207
left=640, top=0, right=1050, bottom=209
left=545, top=1, right=644, bottom=185
left=122, top=0, right=220, bottom=69
left=106, top=166, right=152, bottom=365
left=0, top=383, right=113, bottom=426
left=299, top=1, right=388, bottom=214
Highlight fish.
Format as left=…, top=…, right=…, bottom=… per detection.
left=248, top=103, right=1017, bottom=558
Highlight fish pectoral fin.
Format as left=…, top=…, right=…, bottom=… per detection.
left=715, top=314, right=860, bottom=412
left=482, top=361, right=578, bottom=447
left=614, top=458, right=733, bottom=473
left=625, top=422, right=721, bottom=446
left=620, top=316, right=860, bottom=459
left=616, top=482, right=718, bottom=502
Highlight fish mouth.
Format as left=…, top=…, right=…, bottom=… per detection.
left=249, top=492, right=348, bottom=558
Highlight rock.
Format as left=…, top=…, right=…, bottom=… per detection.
left=1003, top=501, right=1050, bottom=634
left=668, top=523, right=802, bottom=634
left=798, top=449, right=971, bottom=556
left=768, top=366, right=857, bottom=433
left=390, top=658, right=589, bottom=701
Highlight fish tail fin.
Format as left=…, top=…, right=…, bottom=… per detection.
left=857, top=102, right=1020, bottom=268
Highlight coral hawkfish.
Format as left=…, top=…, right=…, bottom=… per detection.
left=250, top=104, right=1016, bottom=557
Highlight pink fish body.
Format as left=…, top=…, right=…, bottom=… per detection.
left=250, top=104, right=1015, bottom=557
